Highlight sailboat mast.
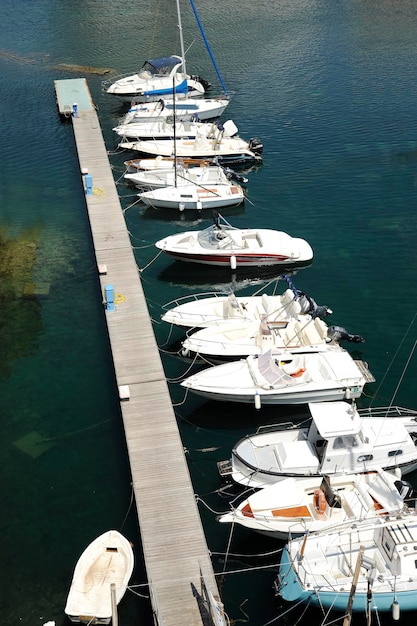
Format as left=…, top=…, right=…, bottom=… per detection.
left=173, top=78, right=177, bottom=188
left=188, top=0, right=229, bottom=97
left=175, top=0, right=187, bottom=78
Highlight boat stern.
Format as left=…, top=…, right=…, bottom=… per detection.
left=275, top=545, right=310, bottom=604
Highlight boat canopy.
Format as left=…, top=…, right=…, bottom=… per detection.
left=144, top=56, right=183, bottom=75
left=309, top=401, right=361, bottom=437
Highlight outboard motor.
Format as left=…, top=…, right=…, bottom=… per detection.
left=248, top=137, right=263, bottom=158
left=191, top=75, right=211, bottom=92
left=327, top=325, right=365, bottom=344
left=297, top=291, right=333, bottom=320
left=223, top=167, right=248, bottom=185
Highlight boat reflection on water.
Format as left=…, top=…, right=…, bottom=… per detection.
left=179, top=398, right=312, bottom=431
left=157, top=260, right=312, bottom=292
left=140, top=202, right=247, bottom=223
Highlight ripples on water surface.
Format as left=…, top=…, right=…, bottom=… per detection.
left=1, top=0, right=417, bottom=624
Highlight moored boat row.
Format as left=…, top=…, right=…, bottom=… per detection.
left=101, top=1, right=417, bottom=623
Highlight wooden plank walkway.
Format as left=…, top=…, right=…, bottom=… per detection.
left=54, top=79, right=222, bottom=626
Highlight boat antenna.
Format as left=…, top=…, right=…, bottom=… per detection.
left=369, top=312, right=417, bottom=409
left=173, top=78, right=177, bottom=188
left=176, top=0, right=187, bottom=78
left=188, top=0, right=229, bottom=97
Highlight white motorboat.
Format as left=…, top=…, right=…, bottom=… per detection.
left=119, top=120, right=263, bottom=166
left=221, top=401, right=417, bottom=489
left=124, top=156, right=212, bottom=172
left=120, top=96, right=230, bottom=124
left=277, top=509, right=417, bottom=613
left=64, top=530, right=134, bottom=624
left=181, top=347, right=374, bottom=405
left=125, top=162, right=236, bottom=190
left=139, top=181, right=245, bottom=211
left=103, top=0, right=220, bottom=103
left=161, top=281, right=333, bottom=329
left=154, top=215, right=312, bottom=266
left=218, top=470, right=412, bottom=539
left=103, top=55, right=207, bottom=102
left=113, top=118, right=223, bottom=140
left=180, top=313, right=364, bottom=359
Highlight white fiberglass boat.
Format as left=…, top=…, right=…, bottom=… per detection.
left=125, top=163, right=236, bottom=190
left=139, top=181, right=245, bottom=211
left=113, top=118, right=222, bottom=140
left=161, top=281, right=333, bottom=329
left=103, top=55, right=207, bottom=102
left=180, top=315, right=364, bottom=360
left=277, top=509, right=417, bottom=613
left=119, top=120, right=263, bottom=166
left=124, top=156, right=212, bottom=172
left=154, top=215, right=312, bottom=266
left=181, top=347, right=374, bottom=405
left=64, top=530, right=134, bottom=624
left=222, top=401, right=417, bottom=488
left=120, top=96, right=230, bottom=124
left=218, top=470, right=412, bottom=539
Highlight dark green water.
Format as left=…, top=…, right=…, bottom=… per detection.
left=1, top=1, right=417, bottom=624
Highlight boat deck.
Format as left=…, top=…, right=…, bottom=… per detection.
left=54, top=78, right=222, bottom=626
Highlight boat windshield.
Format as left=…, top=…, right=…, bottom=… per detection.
left=145, top=56, right=183, bottom=76
left=197, top=226, right=244, bottom=250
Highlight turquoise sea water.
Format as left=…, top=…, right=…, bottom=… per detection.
left=1, top=1, right=417, bottom=624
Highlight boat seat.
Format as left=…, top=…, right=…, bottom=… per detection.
left=304, top=354, right=329, bottom=381
left=222, top=293, right=242, bottom=319
left=299, top=320, right=324, bottom=346
left=281, top=289, right=294, bottom=305
left=274, top=440, right=319, bottom=471
left=286, top=298, right=302, bottom=318
left=261, top=293, right=274, bottom=315
left=281, top=320, right=302, bottom=347
left=314, top=317, right=329, bottom=340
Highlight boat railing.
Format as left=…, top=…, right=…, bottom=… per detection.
left=358, top=406, right=417, bottom=420
left=162, top=291, right=231, bottom=311
left=101, top=63, right=185, bottom=94
left=404, top=498, right=417, bottom=512
left=255, top=421, right=308, bottom=434
left=101, top=73, right=137, bottom=92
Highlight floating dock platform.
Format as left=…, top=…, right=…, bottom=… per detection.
left=54, top=78, right=224, bottom=626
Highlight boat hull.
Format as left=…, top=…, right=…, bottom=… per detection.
left=278, top=546, right=417, bottom=612
left=162, top=250, right=303, bottom=267
left=182, top=384, right=361, bottom=404
left=120, top=98, right=229, bottom=125
left=106, top=78, right=205, bottom=103
left=230, top=457, right=417, bottom=489
left=140, top=186, right=244, bottom=210
left=120, top=138, right=262, bottom=165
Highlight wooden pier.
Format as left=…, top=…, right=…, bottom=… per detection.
left=54, top=79, right=223, bottom=626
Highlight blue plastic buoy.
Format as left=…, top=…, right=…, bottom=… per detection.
left=105, top=284, right=115, bottom=311
left=85, top=174, right=93, bottom=196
